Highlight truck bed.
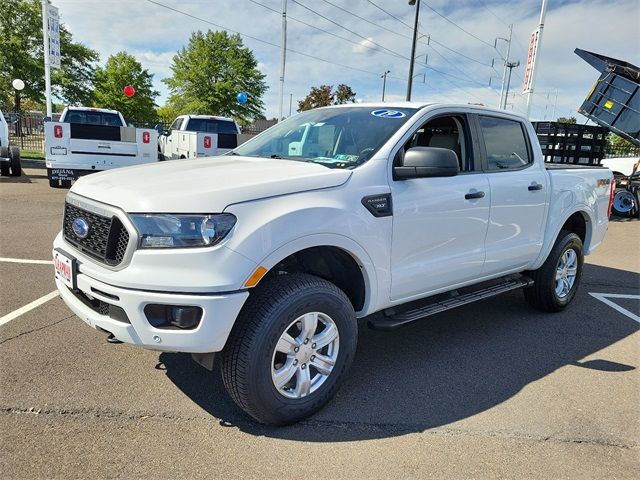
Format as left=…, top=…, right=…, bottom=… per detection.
left=545, top=163, right=607, bottom=170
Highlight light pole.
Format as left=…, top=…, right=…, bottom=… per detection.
left=278, top=0, right=288, bottom=122
left=406, top=0, right=421, bottom=101
left=12, top=79, right=25, bottom=140
left=495, top=24, right=513, bottom=109
left=381, top=70, right=390, bottom=102
left=504, top=61, right=520, bottom=109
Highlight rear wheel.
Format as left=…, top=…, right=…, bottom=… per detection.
left=221, top=273, right=357, bottom=425
left=611, top=188, right=638, bottom=218
left=0, top=146, right=9, bottom=176
left=9, top=146, right=21, bottom=177
left=524, top=231, right=584, bottom=312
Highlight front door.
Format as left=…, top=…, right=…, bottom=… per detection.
left=390, top=113, right=490, bottom=302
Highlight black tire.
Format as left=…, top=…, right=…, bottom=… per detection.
left=9, top=146, right=21, bottom=177
left=221, top=273, right=357, bottom=425
left=611, top=187, right=638, bottom=218
left=523, top=231, right=584, bottom=312
left=0, top=146, right=9, bottom=176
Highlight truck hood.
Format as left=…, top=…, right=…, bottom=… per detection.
left=70, top=156, right=353, bottom=212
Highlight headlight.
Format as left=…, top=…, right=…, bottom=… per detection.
left=130, top=213, right=236, bottom=249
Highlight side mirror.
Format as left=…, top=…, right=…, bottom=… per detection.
left=394, top=147, right=459, bottom=179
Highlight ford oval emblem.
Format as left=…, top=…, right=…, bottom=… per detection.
left=72, top=218, right=90, bottom=239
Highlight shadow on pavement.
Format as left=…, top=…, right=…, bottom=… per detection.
left=160, top=263, right=639, bottom=441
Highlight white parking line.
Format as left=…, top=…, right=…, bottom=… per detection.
left=0, top=291, right=59, bottom=327
left=589, top=293, right=640, bottom=323
left=0, top=257, right=52, bottom=265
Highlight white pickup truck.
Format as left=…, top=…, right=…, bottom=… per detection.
left=45, top=107, right=158, bottom=188
left=0, top=109, right=22, bottom=177
left=157, top=114, right=240, bottom=160
left=53, top=103, right=614, bottom=425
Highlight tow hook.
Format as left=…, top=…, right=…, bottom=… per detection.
left=106, top=333, right=123, bottom=344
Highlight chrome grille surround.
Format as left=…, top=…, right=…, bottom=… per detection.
left=63, top=192, right=138, bottom=270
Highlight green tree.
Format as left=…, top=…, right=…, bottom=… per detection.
left=163, top=30, right=267, bottom=124
left=93, top=52, right=159, bottom=123
left=297, top=84, right=356, bottom=112
left=0, top=0, right=98, bottom=111
left=557, top=116, right=577, bottom=124
left=607, top=133, right=638, bottom=156
left=334, top=84, right=356, bottom=104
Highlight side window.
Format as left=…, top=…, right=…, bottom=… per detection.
left=170, top=118, right=183, bottom=131
left=400, top=115, right=473, bottom=172
left=479, top=116, right=531, bottom=170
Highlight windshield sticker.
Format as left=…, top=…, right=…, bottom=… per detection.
left=371, top=109, right=406, bottom=118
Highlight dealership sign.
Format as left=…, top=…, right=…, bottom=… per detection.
left=522, top=28, right=539, bottom=94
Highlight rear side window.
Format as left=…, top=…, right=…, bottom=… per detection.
left=185, top=119, right=239, bottom=134
left=479, top=116, right=531, bottom=170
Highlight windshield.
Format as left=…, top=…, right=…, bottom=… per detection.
left=233, top=106, right=417, bottom=168
left=64, top=110, right=123, bottom=126
left=186, top=118, right=239, bottom=134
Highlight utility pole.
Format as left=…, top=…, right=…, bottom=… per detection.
left=41, top=0, right=52, bottom=118
left=526, top=0, right=548, bottom=118
left=406, top=0, right=421, bottom=101
left=278, top=0, right=287, bottom=122
left=496, top=24, right=513, bottom=110
left=381, top=70, right=390, bottom=101
left=504, top=61, right=520, bottom=109
left=289, top=93, right=293, bottom=117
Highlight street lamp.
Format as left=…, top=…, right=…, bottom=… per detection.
left=381, top=70, right=391, bottom=102
left=12, top=78, right=25, bottom=137
left=406, top=0, right=421, bottom=101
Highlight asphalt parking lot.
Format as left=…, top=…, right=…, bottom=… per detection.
left=1, top=163, right=638, bottom=479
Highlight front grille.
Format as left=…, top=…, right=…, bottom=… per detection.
left=63, top=202, right=130, bottom=266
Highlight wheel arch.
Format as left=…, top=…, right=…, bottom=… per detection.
left=252, top=234, right=377, bottom=316
left=531, top=208, right=592, bottom=270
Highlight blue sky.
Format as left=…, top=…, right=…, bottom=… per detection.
left=54, top=0, right=639, bottom=120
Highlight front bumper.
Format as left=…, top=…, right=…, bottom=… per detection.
left=56, top=272, right=249, bottom=353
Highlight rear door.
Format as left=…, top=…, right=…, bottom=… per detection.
left=475, top=114, right=549, bottom=275
left=389, top=111, right=490, bottom=301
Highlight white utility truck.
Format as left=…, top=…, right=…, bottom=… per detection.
left=45, top=107, right=158, bottom=188
left=157, top=114, right=240, bottom=160
left=0, top=109, right=22, bottom=177
left=53, top=103, right=614, bottom=425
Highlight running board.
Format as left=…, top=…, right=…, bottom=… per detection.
left=368, top=275, right=534, bottom=331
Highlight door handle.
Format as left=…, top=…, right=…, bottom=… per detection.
left=528, top=183, right=543, bottom=191
left=465, top=191, right=485, bottom=200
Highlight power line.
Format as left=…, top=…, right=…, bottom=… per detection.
left=320, top=0, right=411, bottom=40
left=248, top=0, right=405, bottom=61
left=291, top=0, right=407, bottom=60
left=476, top=0, right=509, bottom=27
left=366, top=0, right=494, bottom=67
left=146, top=0, right=407, bottom=82
left=427, top=43, right=489, bottom=87
left=420, top=1, right=496, bottom=49
left=366, top=0, right=414, bottom=30
left=428, top=37, right=492, bottom=67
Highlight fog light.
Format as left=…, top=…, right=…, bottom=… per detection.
left=144, top=304, right=202, bottom=330
left=170, top=306, right=201, bottom=329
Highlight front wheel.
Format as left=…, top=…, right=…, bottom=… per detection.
left=523, top=231, right=584, bottom=312
left=221, top=273, right=357, bottom=425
